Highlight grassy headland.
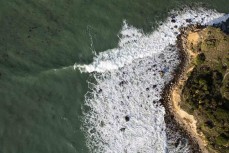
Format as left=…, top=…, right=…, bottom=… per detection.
left=180, top=25, right=229, bottom=152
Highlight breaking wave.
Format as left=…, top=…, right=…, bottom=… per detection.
left=77, top=7, right=229, bottom=153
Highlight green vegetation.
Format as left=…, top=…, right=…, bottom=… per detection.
left=0, top=1, right=229, bottom=152
left=181, top=27, right=229, bottom=152
left=195, top=53, right=206, bottom=65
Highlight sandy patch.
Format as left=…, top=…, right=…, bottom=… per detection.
left=170, top=29, right=210, bottom=153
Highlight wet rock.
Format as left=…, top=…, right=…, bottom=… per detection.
left=175, top=138, right=181, bottom=148
left=119, top=80, right=127, bottom=86
left=171, top=19, right=176, bottom=23
left=100, top=121, right=105, bottom=127
left=213, top=18, right=229, bottom=34
left=125, top=116, right=130, bottom=122
left=185, top=19, right=192, bottom=23
left=98, top=89, right=102, bottom=93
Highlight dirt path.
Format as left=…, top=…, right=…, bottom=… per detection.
left=170, top=29, right=209, bottom=153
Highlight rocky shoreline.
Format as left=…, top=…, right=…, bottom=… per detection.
left=162, top=18, right=229, bottom=152
left=161, top=24, right=206, bottom=153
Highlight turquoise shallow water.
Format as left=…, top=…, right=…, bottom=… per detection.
left=0, top=1, right=229, bottom=153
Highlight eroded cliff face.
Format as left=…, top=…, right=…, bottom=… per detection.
left=181, top=26, right=229, bottom=152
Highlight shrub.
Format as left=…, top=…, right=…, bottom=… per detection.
left=195, top=53, right=206, bottom=65
left=216, top=133, right=229, bottom=146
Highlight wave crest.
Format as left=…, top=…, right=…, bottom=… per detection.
left=79, top=7, right=228, bottom=153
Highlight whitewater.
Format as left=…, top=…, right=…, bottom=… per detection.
left=75, top=7, right=229, bottom=153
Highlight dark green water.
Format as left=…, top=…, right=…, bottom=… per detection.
left=0, top=0, right=228, bottom=153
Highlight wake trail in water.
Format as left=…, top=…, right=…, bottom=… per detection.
left=76, top=7, right=229, bottom=153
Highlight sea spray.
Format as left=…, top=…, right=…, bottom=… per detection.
left=83, top=48, right=179, bottom=152
left=76, top=8, right=228, bottom=73
left=77, top=8, right=228, bottom=153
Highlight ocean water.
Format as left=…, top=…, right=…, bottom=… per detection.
left=0, top=1, right=229, bottom=153
left=78, top=8, right=228, bottom=153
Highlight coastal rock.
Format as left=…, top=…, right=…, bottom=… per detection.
left=213, top=18, right=229, bottom=34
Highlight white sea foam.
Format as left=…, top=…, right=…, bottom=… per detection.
left=76, top=8, right=228, bottom=73
left=78, top=8, right=228, bottom=153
